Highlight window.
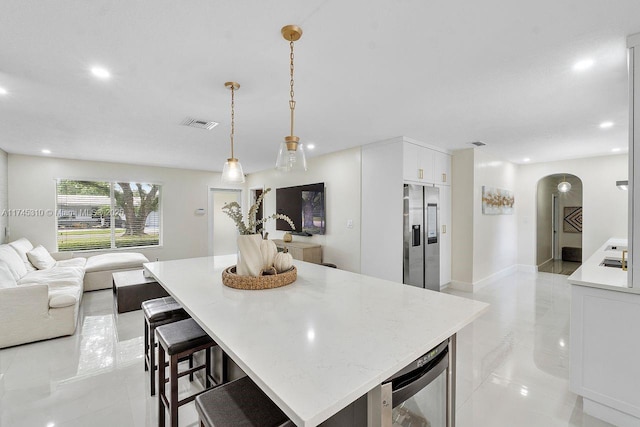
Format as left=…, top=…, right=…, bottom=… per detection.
left=56, top=180, right=161, bottom=251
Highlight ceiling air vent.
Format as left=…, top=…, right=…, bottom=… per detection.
left=470, top=141, right=486, bottom=147
left=181, top=117, right=219, bottom=130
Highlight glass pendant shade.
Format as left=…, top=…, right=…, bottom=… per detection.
left=221, top=158, right=245, bottom=183
left=276, top=141, right=307, bottom=172
left=557, top=181, right=571, bottom=193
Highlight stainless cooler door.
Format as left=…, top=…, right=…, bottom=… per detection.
left=404, top=184, right=424, bottom=288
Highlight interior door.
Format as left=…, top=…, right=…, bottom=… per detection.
left=209, top=188, right=242, bottom=256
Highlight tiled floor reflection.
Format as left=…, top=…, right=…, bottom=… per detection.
left=0, top=291, right=202, bottom=427
left=444, top=271, right=615, bottom=427
left=0, top=271, right=618, bottom=426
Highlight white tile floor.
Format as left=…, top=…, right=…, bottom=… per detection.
left=0, top=270, right=617, bottom=427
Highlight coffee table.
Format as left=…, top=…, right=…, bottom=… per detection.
left=112, top=269, right=169, bottom=313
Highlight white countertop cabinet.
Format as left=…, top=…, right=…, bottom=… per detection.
left=568, top=238, right=640, bottom=426
left=146, top=255, right=488, bottom=427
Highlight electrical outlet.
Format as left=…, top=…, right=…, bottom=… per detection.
left=346, top=219, right=354, bottom=229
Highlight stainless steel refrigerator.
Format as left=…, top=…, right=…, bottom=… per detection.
left=403, top=184, right=440, bottom=291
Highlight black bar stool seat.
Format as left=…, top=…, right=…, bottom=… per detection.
left=157, top=318, right=219, bottom=427
left=195, top=376, right=294, bottom=427
left=143, top=296, right=190, bottom=396
left=158, top=317, right=214, bottom=354
left=143, top=296, right=187, bottom=322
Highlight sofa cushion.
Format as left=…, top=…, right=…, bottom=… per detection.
left=8, top=238, right=36, bottom=272
left=55, top=257, right=87, bottom=269
left=27, top=245, right=57, bottom=270
left=85, top=252, right=149, bottom=273
left=49, top=293, right=78, bottom=308
left=17, top=267, right=84, bottom=289
left=0, top=244, right=28, bottom=280
left=0, top=261, right=17, bottom=288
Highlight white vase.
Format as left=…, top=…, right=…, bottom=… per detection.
left=236, top=234, right=263, bottom=277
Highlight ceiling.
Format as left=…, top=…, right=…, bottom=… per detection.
left=1, top=0, right=639, bottom=174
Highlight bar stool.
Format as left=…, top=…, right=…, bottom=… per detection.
left=157, top=318, right=219, bottom=427
left=195, top=376, right=294, bottom=427
left=143, top=296, right=190, bottom=396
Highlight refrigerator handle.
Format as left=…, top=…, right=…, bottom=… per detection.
left=412, top=225, right=421, bottom=247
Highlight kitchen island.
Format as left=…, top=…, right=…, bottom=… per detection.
left=145, top=255, right=488, bottom=426
left=568, top=238, right=640, bottom=426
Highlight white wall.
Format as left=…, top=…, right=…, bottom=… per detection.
left=246, top=147, right=361, bottom=273
left=451, top=149, right=518, bottom=287
left=517, top=154, right=628, bottom=267
left=8, top=154, right=243, bottom=261
left=472, top=150, right=518, bottom=283
left=0, top=149, right=7, bottom=244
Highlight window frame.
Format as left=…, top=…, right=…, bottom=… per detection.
left=55, top=178, right=163, bottom=252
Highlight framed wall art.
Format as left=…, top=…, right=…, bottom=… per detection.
left=482, top=186, right=514, bottom=215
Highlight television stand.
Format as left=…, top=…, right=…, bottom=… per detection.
left=273, top=239, right=322, bottom=264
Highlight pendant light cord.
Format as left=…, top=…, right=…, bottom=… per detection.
left=230, top=84, right=235, bottom=159
left=289, top=39, right=296, bottom=137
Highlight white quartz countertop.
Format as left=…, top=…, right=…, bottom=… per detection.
left=568, top=238, right=639, bottom=294
left=145, top=255, right=488, bottom=427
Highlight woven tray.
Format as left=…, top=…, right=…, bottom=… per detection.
left=221, top=265, right=297, bottom=290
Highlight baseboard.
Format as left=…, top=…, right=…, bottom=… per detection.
left=451, top=264, right=522, bottom=293
left=583, top=398, right=640, bottom=427
left=537, top=258, right=553, bottom=270
left=449, top=280, right=473, bottom=292
left=472, top=265, right=518, bottom=291
left=518, top=264, right=538, bottom=273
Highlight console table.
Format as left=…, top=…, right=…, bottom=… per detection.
left=273, top=239, right=322, bottom=264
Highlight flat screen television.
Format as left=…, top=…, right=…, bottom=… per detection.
left=276, top=183, right=326, bottom=235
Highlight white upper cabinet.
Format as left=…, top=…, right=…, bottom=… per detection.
left=402, top=142, right=449, bottom=185
left=403, top=142, right=421, bottom=182
left=434, top=151, right=451, bottom=186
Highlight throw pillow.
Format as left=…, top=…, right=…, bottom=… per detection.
left=27, top=246, right=57, bottom=270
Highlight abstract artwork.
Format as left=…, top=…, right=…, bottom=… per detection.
left=482, top=186, right=514, bottom=215
left=563, top=206, right=582, bottom=233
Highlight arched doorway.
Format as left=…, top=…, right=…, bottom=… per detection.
left=536, top=173, right=583, bottom=275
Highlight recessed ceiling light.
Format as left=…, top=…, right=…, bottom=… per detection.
left=306, top=143, right=315, bottom=150
left=0, top=87, right=7, bottom=95
left=41, top=149, right=51, bottom=154
left=91, top=66, right=111, bottom=80
left=573, top=58, right=594, bottom=71
left=599, top=121, right=614, bottom=129
left=612, top=147, right=621, bottom=152
left=523, top=158, right=531, bottom=162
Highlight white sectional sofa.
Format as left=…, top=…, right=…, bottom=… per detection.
left=0, top=238, right=149, bottom=348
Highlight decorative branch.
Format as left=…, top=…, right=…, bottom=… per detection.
left=222, top=188, right=295, bottom=235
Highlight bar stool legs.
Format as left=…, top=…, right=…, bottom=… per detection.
left=156, top=319, right=217, bottom=427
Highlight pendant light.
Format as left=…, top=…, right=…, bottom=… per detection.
left=221, top=81, right=245, bottom=184
left=275, top=25, right=307, bottom=172
left=557, top=175, right=571, bottom=193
